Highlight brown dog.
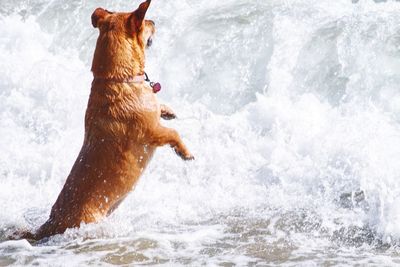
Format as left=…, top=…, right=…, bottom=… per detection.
left=26, top=0, right=193, bottom=240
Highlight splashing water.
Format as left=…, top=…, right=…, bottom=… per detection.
left=2, top=0, right=400, bottom=265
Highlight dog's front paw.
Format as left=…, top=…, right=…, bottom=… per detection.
left=161, top=111, right=177, bottom=120
left=174, top=147, right=195, bottom=161
left=184, top=154, right=195, bottom=161
left=160, top=104, right=177, bottom=120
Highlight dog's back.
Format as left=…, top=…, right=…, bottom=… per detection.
left=35, top=82, right=159, bottom=239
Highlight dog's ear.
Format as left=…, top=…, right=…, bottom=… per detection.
left=91, top=8, right=108, bottom=28
left=129, top=0, right=151, bottom=32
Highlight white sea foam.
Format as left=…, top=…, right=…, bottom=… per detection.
left=1, top=0, right=400, bottom=265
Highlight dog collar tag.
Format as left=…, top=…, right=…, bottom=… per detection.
left=150, top=82, right=161, bottom=93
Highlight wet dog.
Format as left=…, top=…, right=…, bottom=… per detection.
left=23, top=0, right=193, bottom=240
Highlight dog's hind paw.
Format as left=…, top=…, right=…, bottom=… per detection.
left=7, top=230, right=36, bottom=241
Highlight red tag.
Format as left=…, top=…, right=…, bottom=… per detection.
left=152, top=82, right=161, bottom=93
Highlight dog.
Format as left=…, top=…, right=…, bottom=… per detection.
left=22, top=0, right=193, bottom=240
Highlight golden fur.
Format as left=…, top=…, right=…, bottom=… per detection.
left=27, top=0, right=193, bottom=240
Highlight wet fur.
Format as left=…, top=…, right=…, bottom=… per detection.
left=21, top=0, right=193, bottom=240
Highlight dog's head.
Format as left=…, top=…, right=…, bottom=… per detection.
left=91, top=0, right=155, bottom=78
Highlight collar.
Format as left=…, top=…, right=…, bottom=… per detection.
left=93, top=74, right=145, bottom=84
left=93, top=72, right=161, bottom=93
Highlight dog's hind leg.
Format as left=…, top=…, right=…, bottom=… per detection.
left=160, top=104, right=176, bottom=120
left=148, top=126, right=194, bottom=160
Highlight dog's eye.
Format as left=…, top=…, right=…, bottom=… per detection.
left=147, top=37, right=153, bottom=47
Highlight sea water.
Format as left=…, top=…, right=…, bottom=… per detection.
left=1, top=0, right=400, bottom=266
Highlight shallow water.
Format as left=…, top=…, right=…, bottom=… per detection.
left=2, top=0, right=400, bottom=266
